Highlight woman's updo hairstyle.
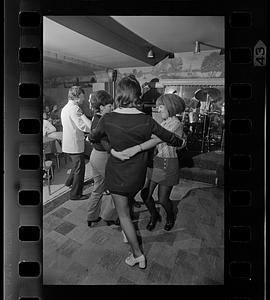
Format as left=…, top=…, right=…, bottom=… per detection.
left=115, top=74, right=142, bottom=108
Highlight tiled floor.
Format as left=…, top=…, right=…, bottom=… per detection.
left=43, top=156, right=93, bottom=204
left=43, top=177, right=224, bottom=285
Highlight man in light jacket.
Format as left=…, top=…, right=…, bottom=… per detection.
left=61, top=86, right=91, bottom=200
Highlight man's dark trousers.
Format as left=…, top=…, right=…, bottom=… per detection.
left=65, top=153, right=85, bottom=198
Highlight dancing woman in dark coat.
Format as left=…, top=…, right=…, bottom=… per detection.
left=90, top=75, right=185, bottom=269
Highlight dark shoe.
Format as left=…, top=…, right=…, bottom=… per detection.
left=114, top=218, right=120, bottom=226
left=164, top=217, right=175, bottom=231
left=70, top=195, right=89, bottom=200
left=146, top=213, right=161, bottom=231
left=87, top=217, right=101, bottom=227
left=104, top=219, right=117, bottom=226
left=104, top=218, right=120, bottom=226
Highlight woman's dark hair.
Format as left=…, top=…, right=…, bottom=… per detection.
left=156, top=93, right=186, bottom=117
left=115, top=75, right=142, bottom=108
left=90, top=90, right=113, bottom=112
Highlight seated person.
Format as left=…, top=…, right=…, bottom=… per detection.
left=43, top=112, right=56, bottom=136
left=44, top=105, right=51, bottom=120
left=51, top=106, right=62, bottom=131
left=43, top=112, right=63, bottom=140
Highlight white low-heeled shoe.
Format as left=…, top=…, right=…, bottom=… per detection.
left=121, top=230, right=128, bottom=243
left=125, top=253, right=146, bottom=269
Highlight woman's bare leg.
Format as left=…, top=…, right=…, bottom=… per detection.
left=111, top=193, right=143, bottom=258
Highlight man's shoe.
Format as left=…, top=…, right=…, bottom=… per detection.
left=104, top=220, right=115, bottom=226
left=87, top=217, right=101, bottom=227
left=114, top=218, right=120, bottom=226
left=70, top=195, right=89, bottom=200
left=104, top=218, right=120, bottom=226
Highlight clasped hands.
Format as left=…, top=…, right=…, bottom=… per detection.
left=111, top=145, right=141, bottom=161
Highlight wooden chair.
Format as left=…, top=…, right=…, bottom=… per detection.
left=43, top=150, right=54, bottom=195
left=54, top=139, right=62, bottom=169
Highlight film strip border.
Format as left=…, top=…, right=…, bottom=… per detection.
left=4, top=0, right=266, bottom=299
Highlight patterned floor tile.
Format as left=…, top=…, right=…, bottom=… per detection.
left=170, top=264, right=194, bottom=284
left=51, top=207, right=72, bottom=218
left=97, top=249, right=124, bottom=272
left=147, top=243, right=178, bottom=270
left=200, top=246, right=223, bottom=258
left=174, top=238, right=202, bottom=256
left=43, top=253, right=73, bottom=284
left=60, top=261, right=88, bottom=284
left=181, top=202, right=197, bottom=213
left=117, top=276, right=136, bottom=285
left=61, top=199, right=86, bottom=211
left=200, top=215, right=216, bottom=227
left=80, top=264, right=119, bottom=285
left=155, top=231, right=177, bottom=246
left=73, top=246, right=104, bottom=269
left=43, top=194, right=70, bottom=216
left=43, top=236, right=65, bottom=257
left=174, top=249, right=199, bottom=273
left=43, top=214, right=63, bottom=235
left=146, top=261, right=172, bottom=284
left=89, top=229, right=113, bottom=246
left=63, top=209, right=89, bottom=226
left=43, top=185, right=224, bottom=285
left=43, top=230, right=68, bottom=255
left=54, top=221, right=76, bottom=235
left=77, top=201, right=91, bottom=211
left=66, top=223, right=96, bottom=244
left=56, top=238, right=82, bottom=257
left=193, top=276, right=223, bottom=285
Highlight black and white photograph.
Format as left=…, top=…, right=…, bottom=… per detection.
left=42, top=16, right=225, bottom=285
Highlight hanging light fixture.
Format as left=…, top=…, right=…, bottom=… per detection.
left=147, top=48, right=155, bottom=58
left=219, top=48, right=225, bottom=55
left=194, top=40, right=201, bottom=54
left=194, top=40, right=224, bottom=55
